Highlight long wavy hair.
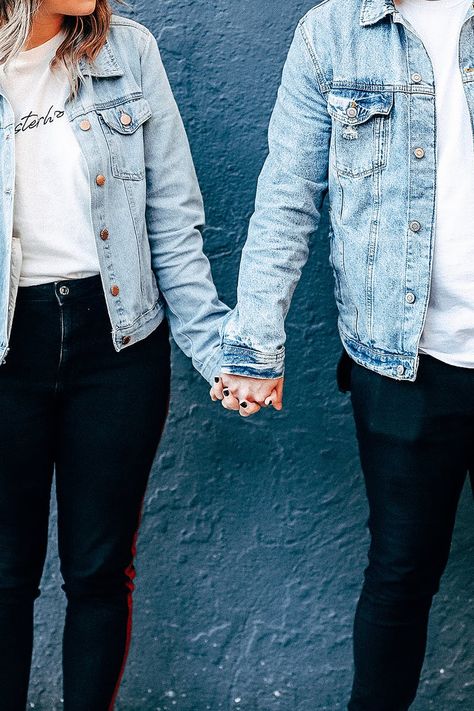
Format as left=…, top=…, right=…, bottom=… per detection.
left=0, top=0, right=129, bottom=98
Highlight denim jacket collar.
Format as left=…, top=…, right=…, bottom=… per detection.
left=78, top=40, right=124, bottom=78
left=359, top=0, right=396, bottom=26
left=360, top=0, right=474, bottom=26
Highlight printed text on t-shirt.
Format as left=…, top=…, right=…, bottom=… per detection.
left=15, top=104, right=65, bottom=133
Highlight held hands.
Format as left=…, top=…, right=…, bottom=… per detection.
left=210, top=374, right=284, bottom=417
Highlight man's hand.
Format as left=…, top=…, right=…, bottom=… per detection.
left=210, top=373, right=284, bottom=417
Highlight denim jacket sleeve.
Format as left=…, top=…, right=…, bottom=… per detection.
left=140, top=30, right=229, bottom=385
left=219, top=21, right=331, bottom=379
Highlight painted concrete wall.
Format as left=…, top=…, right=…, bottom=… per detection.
left=30, top=1, right=473, bottom=709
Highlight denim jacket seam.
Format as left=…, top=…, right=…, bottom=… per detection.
left=138, top=31, right=172, bottom=122
left=138, top=27, right=152, bottom=59
left=201, top=346, right=223, bottom=382
left=270, top=26, right=327, bottom=188
left=109, top=17, right=150, bottom=62
left=297, top=20, right=330, bottom=96
left=299, top=0, right=334, bottom=29
left=340, top=327, right=414, bottom=361
left=111, top=23, right=148, bottom=40
left=222, top=343, right=286, bottom=364
left=115, top=298, right=162, bottom=332
left=163, top=301, right=206, bottom=371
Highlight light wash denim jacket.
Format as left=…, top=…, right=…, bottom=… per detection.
left=0, top=15, right=228, bottom=384
left=219, top=0, right=474, bottom=382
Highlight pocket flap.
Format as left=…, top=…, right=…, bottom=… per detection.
left=327, top=90, right=394, bottom=125
left=97, top=97, right=152, bottom=134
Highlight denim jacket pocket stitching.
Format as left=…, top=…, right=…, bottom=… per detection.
left=327, top=90, right=394, bottom=178
left=96, top=96, right=152, bottom=180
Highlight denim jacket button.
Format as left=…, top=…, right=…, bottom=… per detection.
left=120, top=112, right=132, bottom=126
left=79, top=119, right=91, bottom=131
left=396, top=365, right=405, bottom=376
left=414, top=147, right=425, bottom=159
left=110, top=285, right=120, bottom=297
left=406, top=292, right=416, bottom=304
left=411, top=72, right=422, bottom=83
left=122, top=335, right=131, bottom=345
left=346, top=106, right=358, bottom=118
left=100, top=228, right=109, bottom=241
left=409, top=220, right=421, bottom=232
left=96, top=174, right=106, bottom=186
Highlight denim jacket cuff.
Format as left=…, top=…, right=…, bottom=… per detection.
left=220, top=343, right=285, bottom=379
left=201, top=346, right=224, bottom=386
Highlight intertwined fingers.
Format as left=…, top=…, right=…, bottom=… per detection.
left=210, top=374, right=284, bottom=417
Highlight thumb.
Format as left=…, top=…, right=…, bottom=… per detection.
left=264, top=388, right=283, bottom=410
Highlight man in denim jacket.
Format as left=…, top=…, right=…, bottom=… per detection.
left=212, top=0, right=474, bottom=708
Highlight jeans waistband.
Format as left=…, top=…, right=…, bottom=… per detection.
left=16, top=274, right=104, bottom=303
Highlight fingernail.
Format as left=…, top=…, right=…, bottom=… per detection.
left=214, top=377, right=220, bottom=383
left=223, top=389, right=230, bottom=397
left=268, top=400, right=273, bottom=406
left=240, top=401, right=248, bottom=408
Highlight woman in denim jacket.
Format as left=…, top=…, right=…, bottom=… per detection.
left=0, top=0, right=228, bottom=707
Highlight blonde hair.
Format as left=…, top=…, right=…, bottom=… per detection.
left=0, top=0, right=129, bottom=99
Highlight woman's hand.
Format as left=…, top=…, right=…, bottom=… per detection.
left=210, top=374, right=284, bottom=417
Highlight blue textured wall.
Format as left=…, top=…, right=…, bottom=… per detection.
left=30, top=1, right=473, bottom=709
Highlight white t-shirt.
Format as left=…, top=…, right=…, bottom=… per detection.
left=0, top=28, right=100, bottom=286
left=395, top=0, right=474, bottom=367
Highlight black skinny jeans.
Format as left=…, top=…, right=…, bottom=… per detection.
left=0, top=275, right=171, bottom=710
left=342, top=352, right=473, bottom=711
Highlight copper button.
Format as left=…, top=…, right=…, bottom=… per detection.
left=120, top=112, right=132, bottom=126
left=100, top=228, right=109, bottom=241
left=96, top=174, right=106, bottom=186
left=79, top=119, right=91, bottom=131
left=110, top=285, right=120, bottom=297
left=122, top=335, right=131, bottom=345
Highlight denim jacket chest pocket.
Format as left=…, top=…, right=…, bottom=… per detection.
left=95, top=96, right=152, bottom=180
left=327, top=89, right=394, bottom=178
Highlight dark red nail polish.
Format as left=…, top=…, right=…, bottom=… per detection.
left=240, top=401, right=248, bottom=408
left=223, top=389, right=230, bottom=397
left=214, top=377, right=220, bottom=383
